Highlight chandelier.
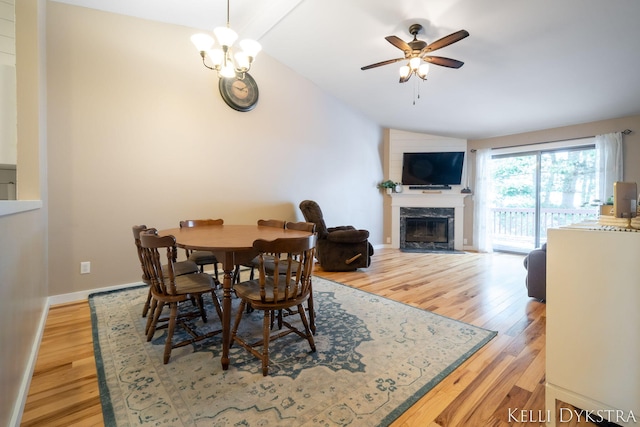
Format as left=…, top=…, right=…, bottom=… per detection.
left=190, top=0, right=262, bottom=79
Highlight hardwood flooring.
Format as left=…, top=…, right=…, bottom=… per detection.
left=20, top=248, right=595, bottom=426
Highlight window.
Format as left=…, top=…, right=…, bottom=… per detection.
left=490, top=140, right=598, bottom=252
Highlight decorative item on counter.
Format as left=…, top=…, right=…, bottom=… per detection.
left=377, top=180, right=401, bottom=194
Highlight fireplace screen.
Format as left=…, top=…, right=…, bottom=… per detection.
left=405, top=217, right=448, bottom=243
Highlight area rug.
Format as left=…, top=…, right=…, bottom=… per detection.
left=89, top=277, right=496, bottom=426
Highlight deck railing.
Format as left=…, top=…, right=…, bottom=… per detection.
left=491, top=207, right=597, bottom=250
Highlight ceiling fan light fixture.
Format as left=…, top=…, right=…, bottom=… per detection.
left=409, top=57, right=421, bottom=70
left=417, top=63, right=430, bottom=79
left=361, top=24, right=468, bottom=85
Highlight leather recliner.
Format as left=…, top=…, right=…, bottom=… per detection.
left=299, top=200, right=374, bottom=271
left=523, top=243, right=546, bottom=301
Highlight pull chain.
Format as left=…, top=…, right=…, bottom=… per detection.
left=412, top=78, right=423, bottom=105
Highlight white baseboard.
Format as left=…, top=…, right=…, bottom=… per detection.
left=10, top=281, right=144, bottom=426
left=48, top=281, right=144, bottom=305
left=372, top=243, right=392, bottom=250
left=9, top=299, right=49, bottom=427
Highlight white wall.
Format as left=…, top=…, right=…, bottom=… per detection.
left=1, top=1, right=48, bottom=425
left=45, top=2, right=384, bottom=296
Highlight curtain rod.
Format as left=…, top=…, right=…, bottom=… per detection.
left=470, top=129, right=633, bottom=152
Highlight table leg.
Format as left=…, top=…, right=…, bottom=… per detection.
left=221, top=252, right=234, bottom=370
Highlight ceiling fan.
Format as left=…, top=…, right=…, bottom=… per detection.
left=361, top=24, right=469, bottom=83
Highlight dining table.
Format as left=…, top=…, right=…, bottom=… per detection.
left=159, top=223, right=313, bottom=370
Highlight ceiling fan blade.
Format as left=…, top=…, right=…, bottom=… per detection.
left=361, top=57, right=405, bottom=70
left=423, top=30, right=469, bottom=53
left=422, top=55, right=465, bottom=69
left=385, top=35, right=411, bottom=52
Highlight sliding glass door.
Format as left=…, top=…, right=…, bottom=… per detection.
left=490, top=145, right=598, bottom=253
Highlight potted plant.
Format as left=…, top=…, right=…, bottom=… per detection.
left=377, top=180, right=401, bottom=194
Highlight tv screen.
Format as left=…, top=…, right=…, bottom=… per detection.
left=402, top=152, right=465, bottom=186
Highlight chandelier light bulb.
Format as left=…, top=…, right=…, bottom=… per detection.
left=213, top=26, right=238, bottom=47
left=409, top=57, right=421, bottom=70
left=239, top=39, right=262, bottom=59
left=191, top=33, right=215, bottom=52
left=234, top=52, right=250, bottom=70
left=220, top=63, right=236, bottom=78
left=399, top=65, right=411, bottom=78
left=207, top=49, right=225, bottom=67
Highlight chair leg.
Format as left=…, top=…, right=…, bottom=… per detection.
left=147, top=301, right=164, bottom=342
left=210, top=290, right=223, bottom=322
left=195, top=295, right=207, bottom=323
left=231, top=300, right=247, bottom=348
left=262, top=310, right=271, bottom=376
left=298, top=304, right=316, bottom=352
left=145, top=297, right=158, bottom=336
left=308, top=292, right=316, bottom=334
left=142, top=286, right=152, bottom=317
left=164, top=302, right=178, bottom=364
left=232, top=265, right=240, bottom=285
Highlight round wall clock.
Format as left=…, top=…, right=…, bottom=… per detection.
left=218, top=73, right=259, bottom=112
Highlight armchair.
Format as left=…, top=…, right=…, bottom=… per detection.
left=523, top=243, right=546, bottom=301
left=299, top=200, right=373, bottom=271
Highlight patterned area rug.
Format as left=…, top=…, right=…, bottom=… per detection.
left=89, top=277, right=496, bottom=426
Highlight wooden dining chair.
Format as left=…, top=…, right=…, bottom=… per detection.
left=139, top=230, right=223, bottom=364
left=279, top=221, right=318, bottom=333
left=132, top=225, right=199, bottom=318
left=231, top=234, right=317, bottom=375
left=233, top=219, right=286, bottom=284
left=179, top=218, right=224, bottom=283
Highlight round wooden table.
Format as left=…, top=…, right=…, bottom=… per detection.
left=159, top=224, right=313, bottom=370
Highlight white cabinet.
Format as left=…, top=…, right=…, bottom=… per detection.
left=546, top=227, right=640, bottom=426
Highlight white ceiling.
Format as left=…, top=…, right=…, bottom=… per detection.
left=53, top=0, right=640, bottom=139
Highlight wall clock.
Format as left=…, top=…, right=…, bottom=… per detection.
left=218, top=73, right=259, bottom=112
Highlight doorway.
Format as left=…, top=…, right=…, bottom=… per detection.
left=490, top=144, right=599, bottom=252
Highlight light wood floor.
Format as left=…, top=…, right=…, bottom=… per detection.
left=20, top=249, right=594, bottom=426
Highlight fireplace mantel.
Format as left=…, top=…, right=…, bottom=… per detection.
left=390, top=192, right=467, bottom=250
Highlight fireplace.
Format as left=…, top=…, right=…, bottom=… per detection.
left=405, top=217, right=449, bottom=243
left=390, top=192, right=466, bottom=251
left=400, top=207, right=455, bottom=251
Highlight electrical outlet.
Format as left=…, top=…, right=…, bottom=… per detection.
left=80, top=261, right=91, bottom=274
left=386, top=237, right=391, bottom=244
left=463, top=238, right=468, bottom=245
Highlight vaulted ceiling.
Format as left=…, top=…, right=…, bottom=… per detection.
left=53, top=0, right=640, bottom=139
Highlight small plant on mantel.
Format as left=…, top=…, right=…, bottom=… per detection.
left=377, top=180, right=401, bottom=193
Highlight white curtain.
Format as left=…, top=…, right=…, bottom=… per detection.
left=595, top=132, right=623, bottom=204
left=473, top=148, right=493, bottom=253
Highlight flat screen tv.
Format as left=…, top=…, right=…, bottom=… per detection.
left=402, top=152, right=465, bottom=186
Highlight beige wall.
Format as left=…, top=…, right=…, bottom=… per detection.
left=1, top=0, right=48, bottom=425
left=463, top=114, right=640, bottom=247
left=46, top=3, right=385, bottom=296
